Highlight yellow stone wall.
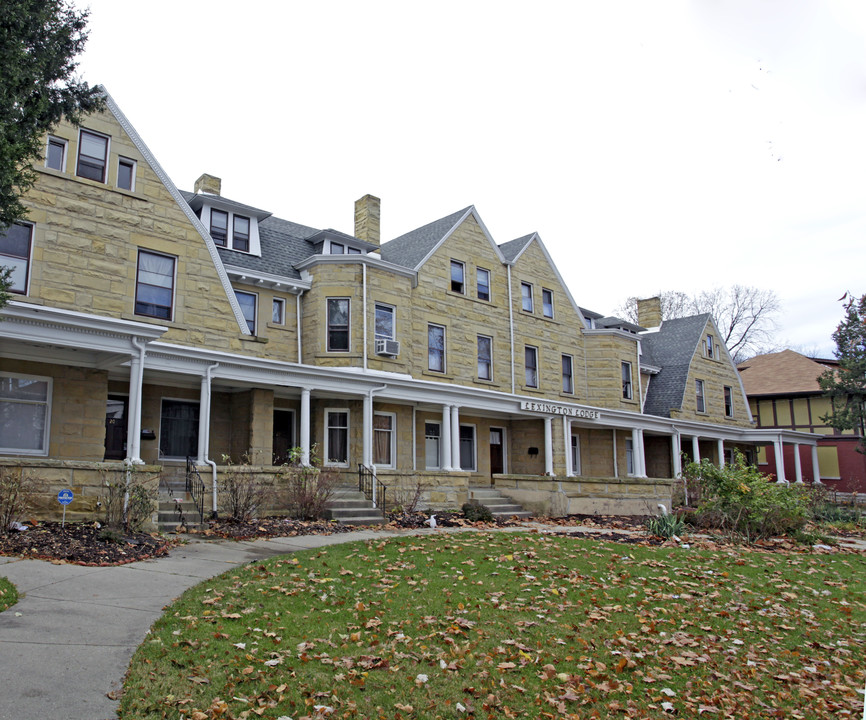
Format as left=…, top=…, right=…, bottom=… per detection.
left=583, top=332, right=643, bottom=411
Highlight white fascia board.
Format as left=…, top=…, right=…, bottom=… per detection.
left=521, top=234, right=586, bottom=330
left=412, top=207, right=478, bottom=270
left=294, top=254, right=418, bottom=286
left=2, top=301, right=167, bottom=338
left=583, top=328, right=640, bottom=343
left=223, top=265, right=311, bottom=292
left=102, top=88, right=251, bottom=336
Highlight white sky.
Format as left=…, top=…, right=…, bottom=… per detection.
left=73, top=0, right=866, bottom=356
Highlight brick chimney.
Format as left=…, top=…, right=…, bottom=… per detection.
left=194, top=173, right=222, bottom=195
left=354, top=194, right=381, bottom=245
left=637, top=296, right=662, bottom=329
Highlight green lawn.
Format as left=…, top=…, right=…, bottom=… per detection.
left=120, top=533, right=866, bottom=719
left=0, top=576, right=17, bottom=612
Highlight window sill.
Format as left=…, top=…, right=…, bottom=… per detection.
left=35, top=166, right=147, bottom=201
left=445, top=289, right=499, bottom=309
left=122, top=312, right=180, bottom=328
left=240, top=335, right=269, bottom=344
left=421, top=370, right=453, bottom=380
left=266, top=322, right=289, bottom=331
left=475, top=378, right=500, bottom=388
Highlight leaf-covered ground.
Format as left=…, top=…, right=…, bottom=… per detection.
left=120, top=532, right=866, bottom=719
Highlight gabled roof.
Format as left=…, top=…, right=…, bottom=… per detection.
left=737, top=349, right=836, bottom=396
left=640, top=314, right=712, bottom=417
left=498, top=234, right=534, bottom=263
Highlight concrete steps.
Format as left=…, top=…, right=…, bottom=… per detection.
left=326, top=486, right=385, bottom=525
left=468, top=486, right=533, bottom=520
left=158, top=475, right=205, bottom=532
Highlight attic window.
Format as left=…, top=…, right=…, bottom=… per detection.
left=210, top=209, right=228, bottom=246
left=233, top=215, right=250, bottom=252
left=76, top=129, right=109, bottom=183
left=706, top=334, right=714, bottom=359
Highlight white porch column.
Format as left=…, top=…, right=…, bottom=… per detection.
left=196, top=373, right=210, bottom=465
left=691, top=436, right=701, bottom=463
left=811, top=445, right=822, bottom=484
left=563, top=417, right=573, bottom=477
left=451, top=405, right=461, bottom=470
left=544, top=416, right=554, bottom=476
left=630, top=428, right=641, bottom=476
left=717, top=439, right=725, bottom=468
left=793, top=443, right=803, bottom=483
left=300, top=388, right=311, bottom=466
left=363, top=392, right=373, bottom=468
left=637, top=428, right=647, bottom=478
left=441, top=405, right=453, bottom=471
left=773, top=437, right=787, bottom=483
left=125, top=338, right=146, bottom=465
left=670, top=434, right=681, bottom=477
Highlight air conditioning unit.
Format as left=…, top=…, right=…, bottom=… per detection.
left=376, top=339, right=400, bottom=356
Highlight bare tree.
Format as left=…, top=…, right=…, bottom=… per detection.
left=617, top=286, right=780, bottom=363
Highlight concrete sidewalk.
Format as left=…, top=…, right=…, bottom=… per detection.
left=0, top=530, right=390, bottom=720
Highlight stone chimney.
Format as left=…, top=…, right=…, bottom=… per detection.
left=637, top=296, right=662, bottom=329
left=194, top=173, right=222, bottom=195
left=354, top=194, right=381, bottom=246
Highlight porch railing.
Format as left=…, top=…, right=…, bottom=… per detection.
left=358, top=464, right=389, bottom=515
left=185, top=456, right=206, bottom=526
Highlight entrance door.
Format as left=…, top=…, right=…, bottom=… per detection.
left=489, top=428, right=504, bottom=478
left=104, top=395, right=128, bottom=460
left=273, top=409, right=295, bottom=465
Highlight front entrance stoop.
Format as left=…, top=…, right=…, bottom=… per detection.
left=468, top=486, right=534, bottom=520
left=325, top=485, right=386, bottom=525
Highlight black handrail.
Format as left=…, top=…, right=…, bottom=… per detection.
left=185, top=456, right=206, bottom=525
left=358, top=464, right=388, bottom=515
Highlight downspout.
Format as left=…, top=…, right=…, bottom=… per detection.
left=507, top=264, right=515, bottom=394
left=296, top=289, right=306, bottom=363
left=637, top=340, right=645, bottom=412
left=362, top=263, right=368, bottom=371
left=203, top=363, right=220, bottom=517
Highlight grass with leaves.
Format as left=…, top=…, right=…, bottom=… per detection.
left=0, top=576, right=17, bottom=612
left=120, top=533, right=865, bottom=719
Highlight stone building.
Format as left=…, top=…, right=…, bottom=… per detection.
left=0, top=91, right=821, bottom=524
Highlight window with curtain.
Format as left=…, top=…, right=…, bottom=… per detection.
left=373, top=413, right=394, bottom=467
left=428, top=324, right=445, bottom=372
left=450, top=260, right=465, bottom=293
left=135, top=250, right=175, bottom=320
left=0, top=373, right=51, bottom=454
left=476, top=267, right=490, bottom=301
left=525, top=346, right=538, bottom=388
left=477, top=335, right=492, bottom=380
left=326, top=410, right=349, bottom=465
left=76, top=129, right=108, bottom=182
left=375, top=304, right=394, bottom=339
left=562, top=354, right=574, bottom=394
left=521, top=282, right=533, bottom=312
left=425, top=422, right=440, bottom=469
left=235, top=290, right=257, bottom=334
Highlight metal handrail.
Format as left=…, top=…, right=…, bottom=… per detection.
left=185, top=456, right=206, bottom=525
left=358, top=464, right=389, bottom=515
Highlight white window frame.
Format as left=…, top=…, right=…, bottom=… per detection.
left=521, top=282, right=533, bottom=312
left=210, top=208, right=229, bottom=247
left=696, top=379, right=706, bottom=413
left=135, top=248, right=177, bottom=321
left=272, top=297, right=286, bottom=325
left=328, top=241, right=345, bottom=254
left=477, top=334, right=493, bottom=381
left=45, top=136, right=67, bottom=171
left=428, top=323, right=446, bottom=373
left=571, top=434, right=581, bottom=476
left=706, top=334, right=714, bottom=359
left=724, top=385, right=733, bottom=417
left=459, top=423, right=477, bottom=472
left=235, top=290, right=258, bottom=335
left=374, top=303, right=395, bottom=340
left=562, top=354, right=574, bottom=394
left=76, top=128, right=110, bottom=183
left=476, top=267, right=491, bottom=301
left=373, top=411, right=396, bottom=468
left=0, top=222, right=33, bottom=295
left=542, top=288, right=554, bottom=318
left=232, top=214, right=251, bottom=252
left=525, top=345, right=539, bottom=388
left=324, top=408, right=350, bottom=467
left=622, top=361, right=633, bottom=400
left=424, top=420, right=441, bottom=470
left=158, top=397, right=200, bottom=460
left=625, top=437, right=635, bottom=475
left=117, top=156, right=136, bottom=191
left=450, top=260, right=465, bottom=294
left=0, top=372, right=52, bottom=456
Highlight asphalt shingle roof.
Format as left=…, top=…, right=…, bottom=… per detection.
left=737, top=349, right=836, bottom=396
left=498, top=234, right=534, bottom=263
left=640, top=314, right=712, bottom=417
left=378, top=207, right=472, bottom=269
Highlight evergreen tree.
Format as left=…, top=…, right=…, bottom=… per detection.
left=819, top=293, right=866, bottom=450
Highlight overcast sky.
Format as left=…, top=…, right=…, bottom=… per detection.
left=72, top=0, right=866, bottom=356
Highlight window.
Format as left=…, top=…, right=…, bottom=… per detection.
left=0, top=373, right=51, bottom=455
left=232, top=215, right=250, bottom=252
left=571, top=434, right=581, bottom=475
left=476, top=267, right=490, bottom=301
left=621, top=362, right=632, bottom=400
left=477, top=335, right=492, bottom=380
left=117, top=157, right=136, bottom=191
left=159, top=399, right=199, bottom=459
left=562, top=354, right=574, bottom=394
left=706, top=334, right=714, bottom=359
left=450, top=260, right=465, bottom=294
left=373, top=413, right=395, bottom=467
left=521, top=282, right=533, bottom=312
left=425, top=422, right=441, bottom=469
left=525, top=345, right=538, bottom=388
left=542, top=288, right=554, bottom=318
left=0, top=223, right=32, bottom=294
left=76, top=129, right=108, bottom=182
left=329, top=242, right=344, bottom=254
left=459, top=425, right=476, bottom=471
left=428, top=324, right=445, bottom=372
left=235, top=290, right=257, bottom=334
left=724, top=386, right=733, bottom=417
left=135, top=250, right=175, bottom=320
left=626, top=437, right=635, bottom=475
left=45, top=136, right=66, bottom=171
left=325, top=410, right=349, bottom=465
left=272, top=297, right=285, bottom=324
left=347, top=247, right=362, bottom=255
left=696, top=379, right=706, bottom=413
left=375, top=304, right=394, bottom=340
left=210, top=209, right=228, bottom=246
left=327, top=298, right=350, bottom=351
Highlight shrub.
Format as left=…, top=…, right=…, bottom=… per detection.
left=391, top=481, right=427, bottom=515
left=683, top=451, right=811, bottom=542
left=646, top=512, right=687, bottom=539
left=280, top=465, right=337, bottom=520
left=218, top=455, right=275, bottom=523
left=0, top=466, right=43, bottom=532
left=462, top=502, right=493, bottom=522
left=101, top=466, right=158, bottom=533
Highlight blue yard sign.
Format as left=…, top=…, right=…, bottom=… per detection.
left=57, top=489, right=73, bottom=527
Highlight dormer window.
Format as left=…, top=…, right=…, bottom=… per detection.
left=330, top=242, right=344, bottom=254
left=210, top=209, right=228, bottom=246
left=233, top=215, right=250, bottom=252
